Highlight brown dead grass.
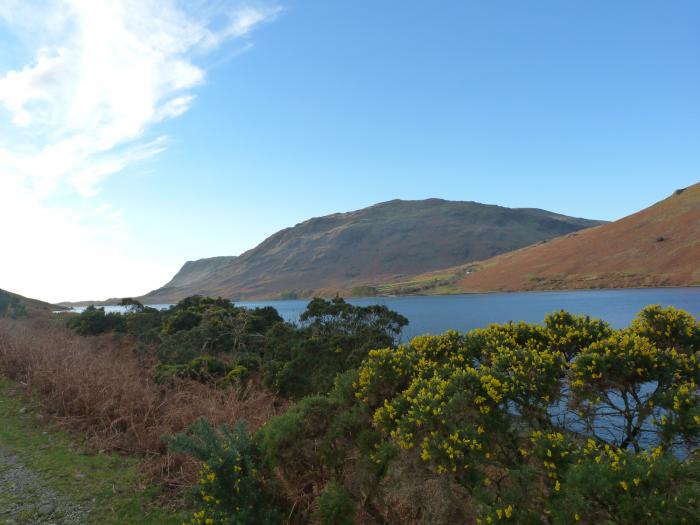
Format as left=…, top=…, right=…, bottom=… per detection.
left=0, top=317, right=286, bottom=488
left=452, top=183, right=700, bottom=292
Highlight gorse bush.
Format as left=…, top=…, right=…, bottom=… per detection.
left=350, top=306, right=699, bottom=523
left=237, top=306, right=700, bottom=524
left=166, top=419, right=282, bottom=525
left=550, top=446, right=700, bottom=525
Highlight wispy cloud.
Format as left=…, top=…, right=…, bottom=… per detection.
left=0, top=0, right=280, bottom=196
left=0, top=0, right=280, bottom=301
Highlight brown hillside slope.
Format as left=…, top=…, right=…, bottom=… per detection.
left=142, top=199, right=602, bottom=302
left=455, top=183, right=700, bottom=292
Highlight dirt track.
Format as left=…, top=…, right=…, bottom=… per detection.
left=0, top=446, right=91, bottom=525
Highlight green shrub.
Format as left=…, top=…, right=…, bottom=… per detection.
left=66, top=306, right=125, bottom=335
left=154, top=356, right=232, bottom=384
left=66, top=295, right=409, bottom=400
left=153, top=363, right=187, bottom=385
left=256, top=371, right=382, bottom=522
left=551, top=449, right=700, bottom=524
left=251, top=306, right=700, bottom=524
left=223, top=354, right=261, bottom=386
left=258, top=395, right=340, bottom=476
left=166, top=419, right=282, bottom=525
left=246, top=306, right=284, bottom=334
left=158, top=299, right=280, bottom=364
left=124, top=309, right=163, bottom=342
left=162, top=309, right=202, bottom=334
left=187, top=356, right=230, bottom=379
left=263, top=297, right=409, bottom=398
left=316, top=481, right=355, bottom=525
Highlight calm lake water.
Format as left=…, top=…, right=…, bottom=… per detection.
left=240, top=288, right=700, bottom=340
left=70, top=288, right=700, bottom=341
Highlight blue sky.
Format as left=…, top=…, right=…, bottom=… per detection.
left=0, top=1, right=698, bottom=301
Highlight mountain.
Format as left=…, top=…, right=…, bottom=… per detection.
left=384, top=184, right=700, bottom=294
left=142, top=199, right=603, bottom=302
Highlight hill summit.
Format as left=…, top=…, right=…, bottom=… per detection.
left=142, top=199, right=603, bottom=302
left=386, top=183, right=700, bottom=294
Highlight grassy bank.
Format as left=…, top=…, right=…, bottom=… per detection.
left=0, top=378, right=185, bottom=525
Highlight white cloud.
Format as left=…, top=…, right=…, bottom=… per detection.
left=0, top=0, right=279, bottom=302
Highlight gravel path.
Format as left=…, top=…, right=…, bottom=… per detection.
left=0, top=447, right=92, bottom=525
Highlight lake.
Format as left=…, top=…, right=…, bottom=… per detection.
left=68, top=288, right=700, bottom=340
left=237, top=288, right=700, bottom=340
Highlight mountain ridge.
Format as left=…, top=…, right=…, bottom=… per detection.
left=141, top=198, right=604, bottom=302
left=379, top=184, right=700, bottom=295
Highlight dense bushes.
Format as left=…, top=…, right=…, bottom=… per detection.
left=345, top=306, right=699, bottom=523
left=67, top=295, right=407, bottom=399
left=235, top=306, right=699, bottom=524
left=64, top=298, right=700, bottom=524
left=261, top=298, right=407, bottom=397
left=66, top=305, right=126, bottom=335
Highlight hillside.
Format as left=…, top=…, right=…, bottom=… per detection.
left=142, top=199, right=603, bottom=302
left=385, top=184, right=700, bottom=294
left=0, top=288, right=66, bottom=316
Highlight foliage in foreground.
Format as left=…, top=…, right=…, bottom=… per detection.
left=0, top=314, right=281, bottom=490
left=228, top=306, right=698, bottom=524
left=68, top=298, right=700, bottom=524
left=166, top=419, right=282, bottom=525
